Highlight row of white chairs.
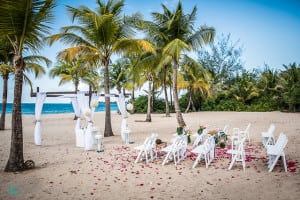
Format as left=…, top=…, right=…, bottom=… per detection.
left=134, top=123, right=288, bottom=173
left=134, top=133, right=188, bottom=166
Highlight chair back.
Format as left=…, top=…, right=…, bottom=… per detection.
left=273, top=133, right=288, bottom=155
left=268, top=124, right=275, bottom=133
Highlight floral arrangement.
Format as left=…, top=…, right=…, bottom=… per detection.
left=176, top=125, right=191, bottom=143
left=126, top=103, right=133, bottom=111
left=83, top=108, right=91, bottom=117
left=197, top=125, right=206, bottom=135
left=208, top=129, right=218, bottom=135
left=176, top=126, right=184, bottom=135
left=91, top=100, right=99, bottom=108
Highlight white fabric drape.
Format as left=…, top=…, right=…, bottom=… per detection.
left=90, top=93, right=99, bottom=121
left=116, top=93, right=127, bottom=141
left=77, top=92, right=99, bottom=150
left=77, top=92, right=92, bottom=122
left=71, top=97, right=81, bottom=129
left=34, top=92, right=46, bottom=145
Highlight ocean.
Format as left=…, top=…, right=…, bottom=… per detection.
left=0, top=102, right=118, bottom=115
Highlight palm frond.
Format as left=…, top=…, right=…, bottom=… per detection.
left=162, top=39, right=190, bottom=62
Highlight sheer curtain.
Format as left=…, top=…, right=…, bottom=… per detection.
left=71, top=96, right=81, bottom=129
left=116, top=93, right=127, bottom=141
left=34, top=92, right=46, bottom=145
left=77, top=91, right=96, bottom=150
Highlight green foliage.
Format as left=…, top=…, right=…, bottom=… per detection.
left=133, top=95, right=167, bottom=113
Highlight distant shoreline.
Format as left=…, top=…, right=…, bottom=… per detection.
left=0, top=102, right=118, bottom=115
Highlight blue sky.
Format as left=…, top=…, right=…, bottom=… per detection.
left=1, top=0, right=300, bottom=103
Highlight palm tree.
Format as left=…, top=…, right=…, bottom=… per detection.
left=0, top=38, right=51, bottom=130
left=47, top=0, right=155, bottom=137
left=279, top=63, right=300, bottom=112
left=178, top=56, right=211, bottom=113
left=50, top=55, right=99, bottom=92
left=110, top=58, right=128, bottom=94
left=231, top=70, right=259, bottom=105
left=135, top=51, right=161, bottom=122
left=154, top=2, right=215, bottom=126
left=0, top=0, right=56, bottom=172
left=0, top=38, right=14, bottom=130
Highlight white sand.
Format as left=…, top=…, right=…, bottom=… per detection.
left=0, top=111, right=299, bottom=199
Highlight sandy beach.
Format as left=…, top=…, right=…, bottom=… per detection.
left=0, top=111, right=299, bottom=199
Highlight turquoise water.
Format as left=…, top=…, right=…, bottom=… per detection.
left=0, top=102, right=118, bottom=115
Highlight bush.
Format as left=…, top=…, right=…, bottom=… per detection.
left=133, top=95, right=168, bottom=113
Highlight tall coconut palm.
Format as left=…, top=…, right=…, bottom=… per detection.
left=178, top=56, right=211, bottom=113
left=153, top=2, right=215, bottom=126
left=135, top=51, right=161, bottom=122
left=0, top=0, right=56, bottom=172
left=47, top=0, right=155, bottom=137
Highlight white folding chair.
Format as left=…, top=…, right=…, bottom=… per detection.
left=267, top=133, right=288, bottom=172
left=134, top=133, right=158, bottom=163
left=191, top=136, right=215, bottom=168
left=262, top=124, right=276, bottom=147
left=161, top=135, right=187, bottom=166
left=227, top=137, right=246, bottom=171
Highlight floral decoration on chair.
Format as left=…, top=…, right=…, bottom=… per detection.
left=176, top=125, right=191, bottom=143
left=197, top=125, right=206, bottom=135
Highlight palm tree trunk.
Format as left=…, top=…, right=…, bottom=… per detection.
left=116, top=88, right=121, bottom=115
left=73, top=81, right=79, bottom=120
left=169, top=86, right=173, bottom=108
left=103, top=60, right=114, bottom=137
left=191, top=97, right=196, bottom=112
left=5, top=55, right=25, bottom=172
left=163, top=65, right=170, bottom=117
left=185, top=92, right=192, bottom=113
left=0, top=74, right=8, bottom=130
left=172, top=63, right=185, bottom=126
left=151, top=81, right=154, bottom=113
left=131, top=88, right=135, bottom=114
left=146, top=76, right=152, bottom=122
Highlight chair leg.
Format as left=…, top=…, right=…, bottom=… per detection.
left=162, top=152, right=171, bottom=166
left=228, top=155, right=237, bottom=170
left=192, top=154, right=201, bottom=168
left=282, top=155, right=287, bottom=172
left=242, top=153, right=246, bottom=171
left=135, top=150, right=143, bottom=163
left=205, top=153, right=209, bottom=168
left=145, top=150, right=149, bottom=163
left=268, top=155, right=280, bottom=172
